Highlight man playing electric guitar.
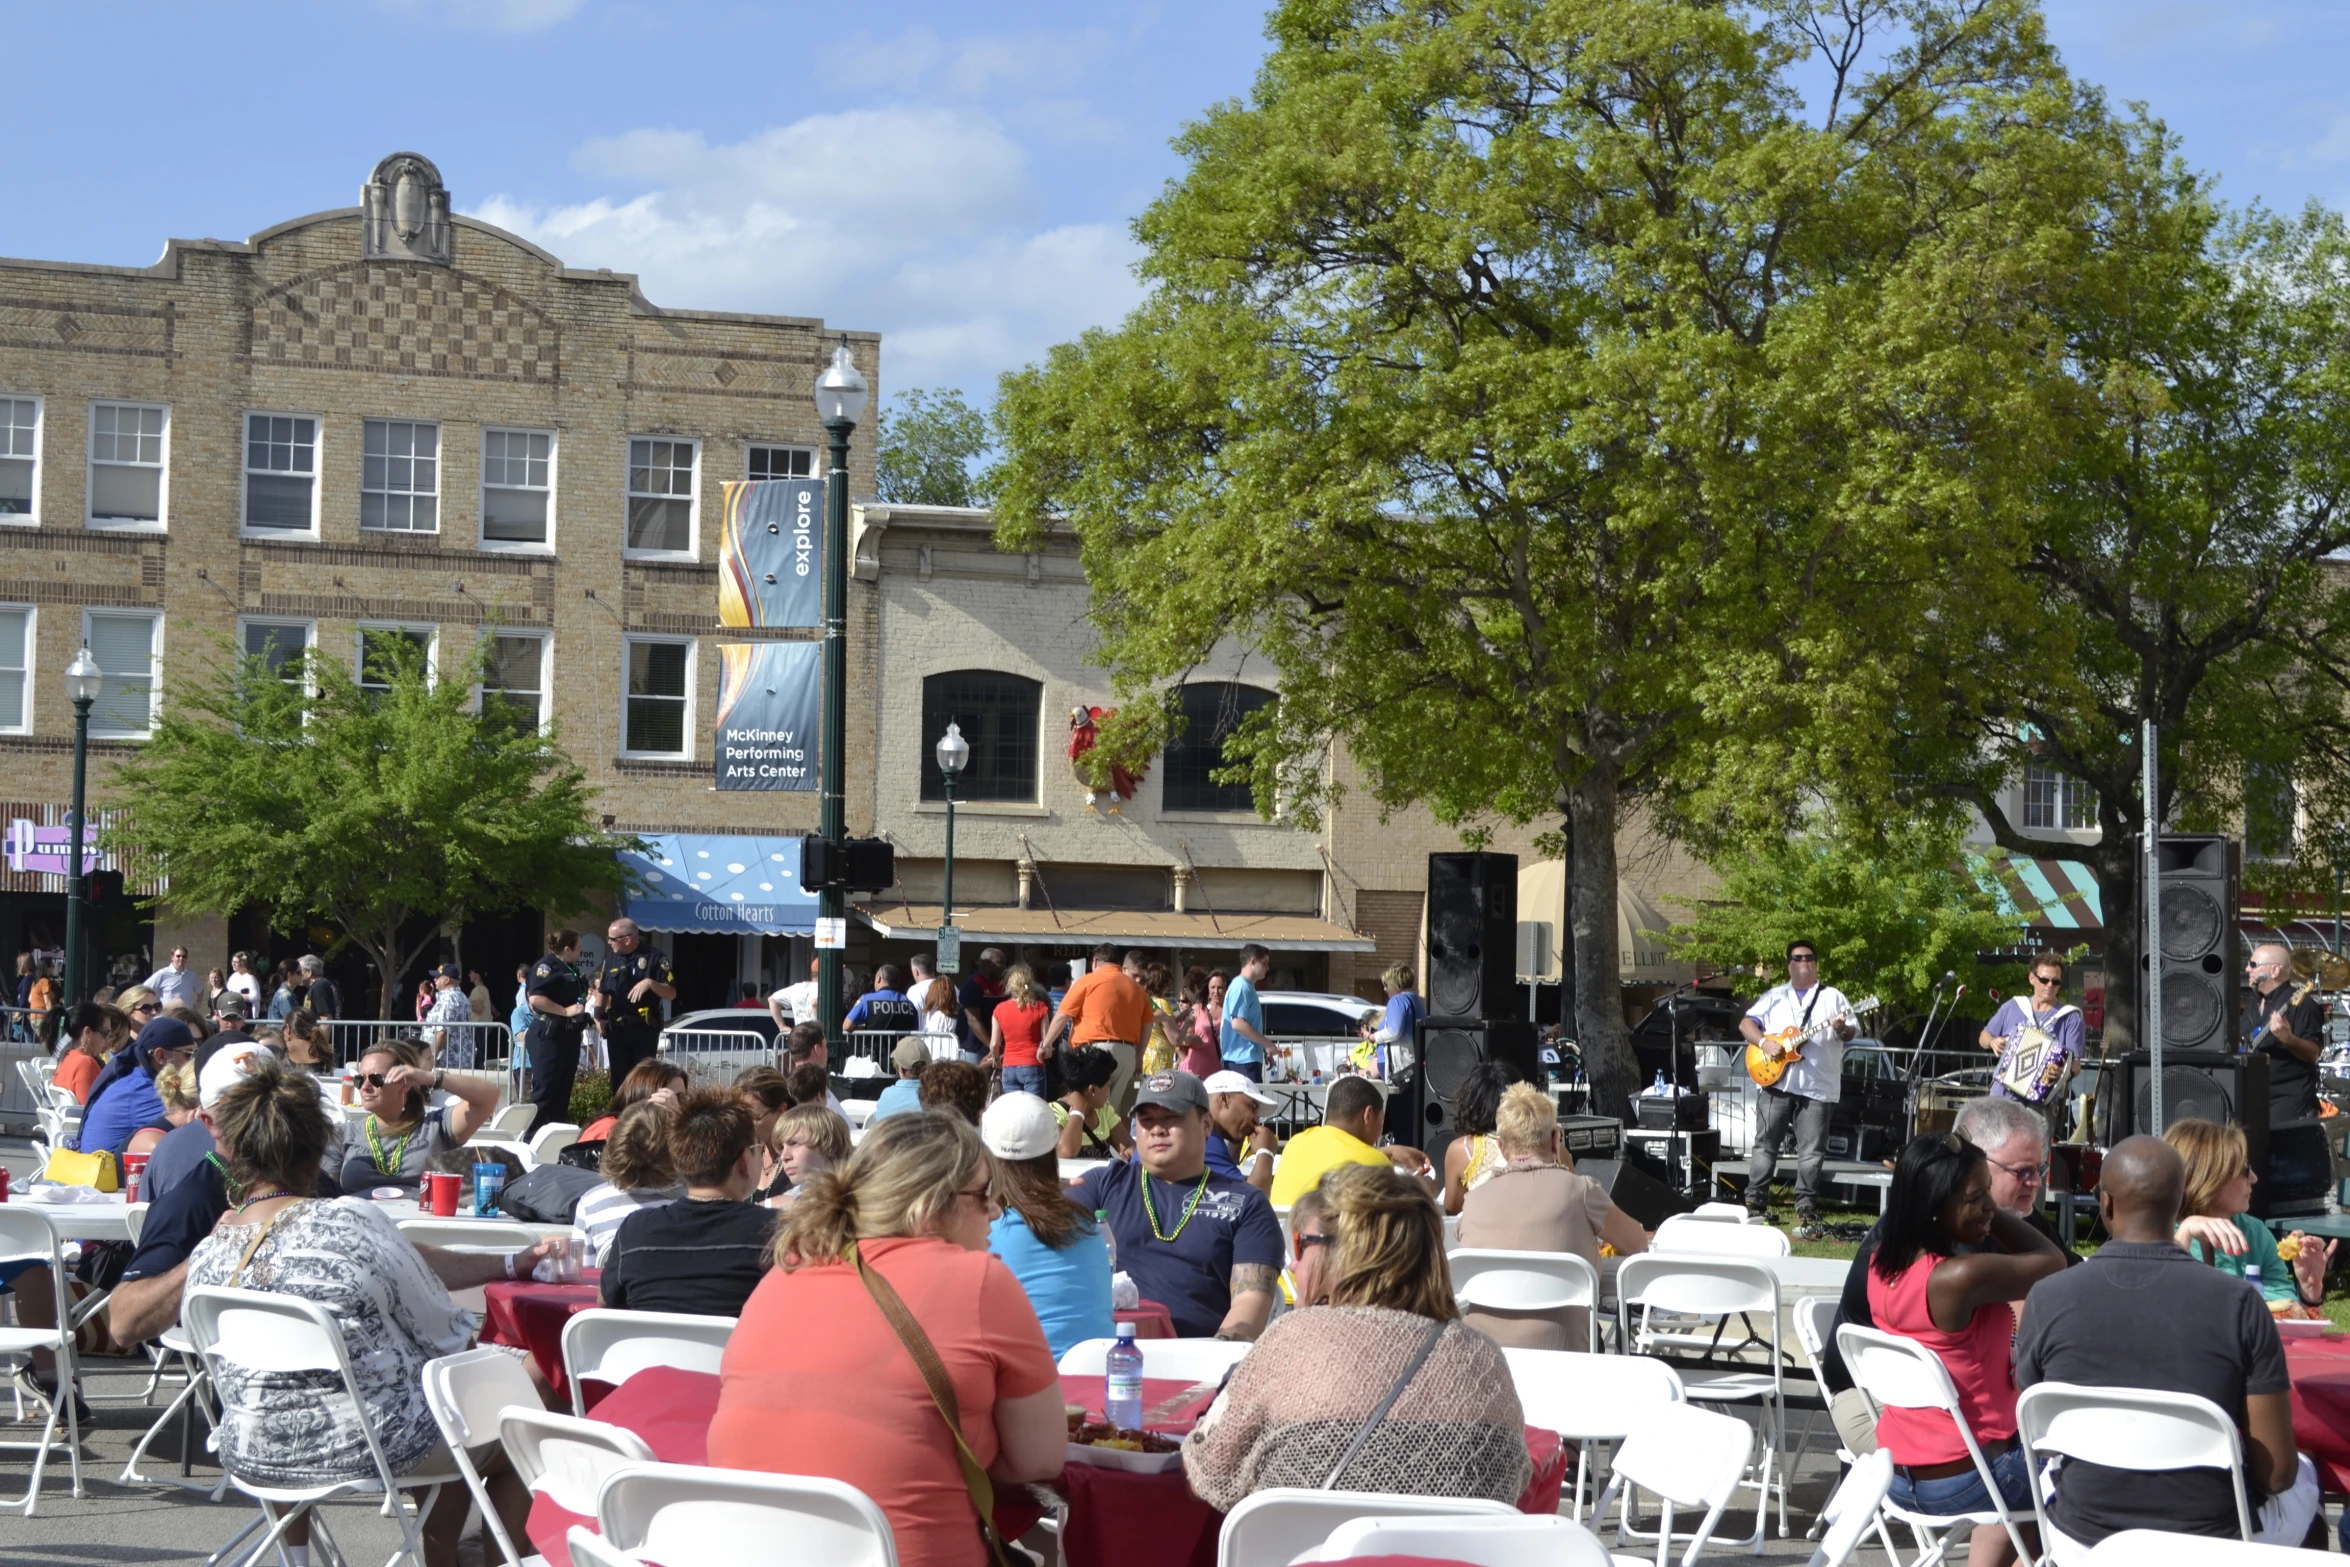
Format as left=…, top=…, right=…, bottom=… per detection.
left=1739, top=940, right=1857, bottom=1240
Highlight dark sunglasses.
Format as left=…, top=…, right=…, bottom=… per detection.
left=1295, top=1232, right=1333, bottom=1252
left=1788, top=954, right=1818, bottom=963
left=356, top=1071, right=394, bottom=1089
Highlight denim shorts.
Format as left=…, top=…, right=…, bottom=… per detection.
left=1888, top=1441, right=2034, bottom=1519
left=1000, top=1064, right=1048, bottom=1099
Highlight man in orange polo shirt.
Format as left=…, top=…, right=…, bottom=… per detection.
left=1043, top=942, right=1151, bottom=1112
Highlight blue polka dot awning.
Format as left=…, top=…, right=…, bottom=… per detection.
left=618, top=833, right=819, bottom=935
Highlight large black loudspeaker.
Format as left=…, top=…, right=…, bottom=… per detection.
left=1413, top=1017, right=1540, bottom=1152
left=1577, top=1157, right=1697, bottom=1229
left=1427, top=853, right=1518, bottom=1020
left=2144, top=834, right=2240, bottom=1053
left=2108, top=1050, right=2285, bottom=1217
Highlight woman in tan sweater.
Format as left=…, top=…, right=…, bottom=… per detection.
left=1181, top=1165, right=1530, bottom=1509
left=1455, top=1083, right=1651, bottom=1349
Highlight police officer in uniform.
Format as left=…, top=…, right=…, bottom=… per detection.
left=524, top=928, right=590, bottom=1137
left=594, top=917, right=676, bottom=1085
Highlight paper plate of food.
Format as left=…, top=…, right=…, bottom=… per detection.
left=1066, top=1417, right=1184, bottom=1473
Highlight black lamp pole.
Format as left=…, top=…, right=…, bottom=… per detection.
left=813, top=340, right=866, bottom=1040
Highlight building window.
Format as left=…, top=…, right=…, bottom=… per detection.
left=920, top=671, right=1042, bottom=803
left=2248, top=763, right=2297, bottom=861
left=361, top=419, right=438, bottom=533
left=1165, top=682, right=1276, bottom=812
left=482, top=632, right=548, bottom=734
left=2023, top=764, right=2095, bottom=831
left=0, top=605, right=29, bottom=732
left=89, top=402, right=166, bottom=526
left=0, top=397, right=38, bottom=523
left=244, top=413, right=318, bottom=532
left=747, top=444, right=814, bottom=481
left=356, top=625, right=435, bottom=693
left=241, top=620, right=312, bottom=684
left=626, top=437, right=696, bottom=554
left=623, top=638, right=693, bottom=756
left=481, top=427, right=553, bottom=546
left=85, top=610, right=160, bottom=737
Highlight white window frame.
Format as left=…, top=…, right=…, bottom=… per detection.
left=0, top=395, right=41, bottom=528
left=354, top=621, right=439, bottom=692
left=236, top=617, right=318, bottom=697
left=0, top=602, right=32, bottom=734
left=619, top=634, right=696, bottom=760
left=478, top=628, right=552, bottom=734
left=86, top=400, right=169, bottom=532
left=623, top=435, right=700, bottom=561
left=83, top=607, right=162, bottom=739
left=479, top=426, right=558, bottom=553
left=359, top=417, right=441, bottom=535
left=240, top=410, right=322, bottom=539
left=744, top=443, right=816, bottom=482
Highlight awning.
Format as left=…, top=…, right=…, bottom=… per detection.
left=851, top=902, right=1374, bottom=953
left=620, top=834, right=819, bottom=935
left=1515, top=861, right=1688, bottom=984
left=1980, top=850, right=2104, bottom=931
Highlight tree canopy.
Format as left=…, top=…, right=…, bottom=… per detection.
left=877, top=387, right=995, bottom=508
left=107, top=629, right=630, bottom=1016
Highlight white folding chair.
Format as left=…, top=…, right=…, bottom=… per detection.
left=1616, top=1254, right=1788, bottom=1545
left=1502, top=1347, right=1682, bottom=1524
left=1056, top=1336, right=1252, bottom=1382
left=488, top=1102, right=539, bottom=1138
left=422, top=1348, right=547, bottom=1567
left=184, top=1285, right=462, bottom=1567
left=1802, top=1450, right=1896, bottom=1567
left=1652, top=1213, right=1792, bottom=1257
left=1318, top=1512, right=1613, bottom=1566
left=1838, top=1325, right=2032, bottom=1567
left=2017, top=1381, right=2255, bottom=1543
left=398, top=1218, right=539, bottom=1253
left=565, top=1531, right=637, bottom=1567
left=528, top=1122, right=581, bottom=1163
left=2082, top=1530, right=2311, bottom=1564
left=467, top=1136, right=539, bottom=1171
left=840, top=1099, right=879, bottom=1130
left=1449, top=1249, right=1603, bottom=1353
left=500, top=1407, right=654, bottom=1543
left=1689, top=1202, right=1752, bottom=1223
left=1592, top=1401, right=1756, bottom=1567
left=597, top=1460, right=899, bottom=1567
left=1215, top=1487, right=1519, bottom=1567
left=559, top=1308, right=735, bottom=1415
left=119, top=1315, right=222, bottom=1492
left=0, top=1208, right=81, bottom=1512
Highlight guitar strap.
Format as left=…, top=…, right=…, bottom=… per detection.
left=1796, top=986, right=1821, bottom=1032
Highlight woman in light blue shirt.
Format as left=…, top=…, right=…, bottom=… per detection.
left=982, top=1093, right=1113, bottom=1362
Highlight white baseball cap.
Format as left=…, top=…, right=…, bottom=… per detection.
left=981, top=1092, right=1061, bottom=1161
left=199, top=1041, right=268, bottom=1110
left=1202, top=1070, right=1278, bottom=1107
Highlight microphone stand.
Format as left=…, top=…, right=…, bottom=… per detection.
left=1904, top=977, right=1948, bottom=1140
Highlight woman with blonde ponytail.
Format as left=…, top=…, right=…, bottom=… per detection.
left=1181, top=1164, right=1532, bottom=1511
left=709, top=1111, right=1069, bottom=1567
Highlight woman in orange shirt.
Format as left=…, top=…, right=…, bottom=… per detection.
left=53, top=1001, right=131, bottom=1104
left=710, top=1111, right=1066, bottom=1567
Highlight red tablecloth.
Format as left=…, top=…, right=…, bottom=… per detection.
left=529, top=1366, right=1567, bottom=1567
left=1126, top=1299, right=1178, bottom=1339
left=481, top=1276, right=601, bottom=1405
left=2286, top=1333, right=2350, bottom=1494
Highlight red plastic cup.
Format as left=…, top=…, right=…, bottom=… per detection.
left=427, top=1170, right=459, bottom=1216
left=122, top=1153, right=149, bottom=1204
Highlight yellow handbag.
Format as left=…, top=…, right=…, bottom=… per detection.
left=41, top=1149, right=118, bottom=1192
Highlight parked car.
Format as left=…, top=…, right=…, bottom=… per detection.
left=1258, top=990, right=1386, bottom=1038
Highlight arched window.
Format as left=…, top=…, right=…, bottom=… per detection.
left=1164, top=681, right=1275, bottom=812
left=921, top=670, right=1042, bottom=802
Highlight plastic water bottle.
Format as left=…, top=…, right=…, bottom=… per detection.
left=1105, top=1322, right=1144, bottom=1430
left=2246, top=1262, right=2264, bottom=1297
left=1650, top=1071, right=1668, bottom=1097
left=1097, top=1209, right=1115, bottom=1270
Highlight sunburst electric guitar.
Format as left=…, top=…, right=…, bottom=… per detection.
left=1745, top=995, right=1879, bottom=1089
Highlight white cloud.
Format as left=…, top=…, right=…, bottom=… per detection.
left=465, top=107, right=1143, bottom=397
left=382, top=0, right=587, bottom=32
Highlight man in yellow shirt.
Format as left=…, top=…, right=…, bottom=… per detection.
left=1270, top=1073, right=1435, bottom=1206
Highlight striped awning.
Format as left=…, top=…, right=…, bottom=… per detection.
left=1979, top=850, right=2104, bottom=931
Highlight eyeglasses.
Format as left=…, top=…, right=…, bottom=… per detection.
left=1788, top=955, right=1818, bottom=965
left=2031, top=973, right=2063, bottom=986
left=356, top=1072, right=394, bottom=1089
left=955, top=1183, right=1000, bottom=1214
left=130, top=1003, right=159, bottom=1015
left=1986, top=1154, right=2047, bottom=1187
left=1295, top=1232, right=1332, bottom=1253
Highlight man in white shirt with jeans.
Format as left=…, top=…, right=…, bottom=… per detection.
left=1739, top=940, right=1855, bottom=1240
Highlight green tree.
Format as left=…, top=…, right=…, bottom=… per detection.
left=993, top=0, right=2119, bottom=1112
left=107, top=629, right=631, bottom=1016
left=876, top=387, right=994, bottom=507
left=1668, top=816, right=2039, bottom=1017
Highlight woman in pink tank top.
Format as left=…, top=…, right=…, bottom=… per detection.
left=1866, top=1132, right=2068, bottom=1567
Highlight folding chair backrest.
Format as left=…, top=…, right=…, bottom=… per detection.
left=487, top=1102, right=538, bottom=1138
left=1318, top=1512, right=1613, bottom=1567
left=422, top=1346, right=541, bottom=1449
left=1791, top=1295, right=1839, bottom=1369
left=598, top=1461, right=900, bottom=1567
left=2081, top=1530, right=2308, bottom=1564
left=528, top=1122, right=581, bottom=1163
left=2017, top=1381, right=2253, bottom=1540
left=560, top=1309, right=734, bottom=1411
left=1617, top=1254, right=1779, bottom=1320
left=1216, top=1488, right=1520, bottom=1567
left=398, top=1219, right=537, bottom=1253
left=185, top=1287, right=347, bottom=1376
left=1805, top=1450, right=1894, bottom=1567
left=500, top=1408, right=655, bottom=1515
left=1449, top=1249, right=1601, bottom=1315
left=0, top=1206, right=66, bottom=1269
left=565, top=1529, right=639, bottom=1567
left=1836, top=1324, right=1962, bottom=1416
left=1607, top=1401, right=1754, bottom=1512
left=1501, top=1347, right=1682, bottom=1441
left=1653, top=1214, right=1792, bottom=1258
left=1056, top=1336, right=1251, bottom=1381
left=1689, top=1202, right=1751, bottom=1222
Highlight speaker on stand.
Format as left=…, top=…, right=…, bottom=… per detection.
left=2145, top=834, right=2240, bottom=1054
left=1413, top=1017, right=1541, bottom=1154
left=1426, top=853, right=1518, bottom=1020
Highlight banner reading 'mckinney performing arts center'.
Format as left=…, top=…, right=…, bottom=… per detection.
left=714, top=476, right=823, bottom=791
left=716, top=641, right=819, bottom=790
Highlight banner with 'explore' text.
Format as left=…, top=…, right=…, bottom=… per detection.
left=718, top=478, right=823, bottom=628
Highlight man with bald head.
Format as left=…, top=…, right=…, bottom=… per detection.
left=2016, top=1136, right=2318, bottom=1556
left=2244, top=941, right=2325, bottom=1129
left=594, top=917, right=676, bottom=1084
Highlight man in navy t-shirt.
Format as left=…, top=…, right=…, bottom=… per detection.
left=1072, top=1069, right=1284, bottom=1339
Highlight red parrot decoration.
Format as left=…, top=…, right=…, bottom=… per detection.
left=1068, top=705, right=1146, bottom=812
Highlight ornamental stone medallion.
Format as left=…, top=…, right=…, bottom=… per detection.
left=361, top=152, right=453, bottom=266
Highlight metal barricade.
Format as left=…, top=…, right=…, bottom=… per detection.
left=322, top=1018, right=519, bottom=1105
left=657, top=1028, right=777, bottom=1089
left=1, top=1002, right=52, bottom=1049
left=845, top=1029, right=912, bottom=1072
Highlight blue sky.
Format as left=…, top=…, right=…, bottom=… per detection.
left=3, top=2, right=2346, bottom=404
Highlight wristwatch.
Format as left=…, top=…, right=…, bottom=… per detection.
left=432, top=1069, right=445, bottom=1090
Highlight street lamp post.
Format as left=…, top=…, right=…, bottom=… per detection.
left=936, top=721, right=969, bottom=927
left=813, top=339, right=867, bottom=1041
left=61, top=647, right=103, bottom=1009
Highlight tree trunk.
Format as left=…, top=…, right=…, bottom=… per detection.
left=1565, top=762, right=1639, bottom=1122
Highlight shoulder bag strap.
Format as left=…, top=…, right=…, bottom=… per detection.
left=851, top=1241, right=1016, bottom=1567
left=224, top=1199, right=306, bottom=1288
left=1321, top=1317, right=1446, bottom=1490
